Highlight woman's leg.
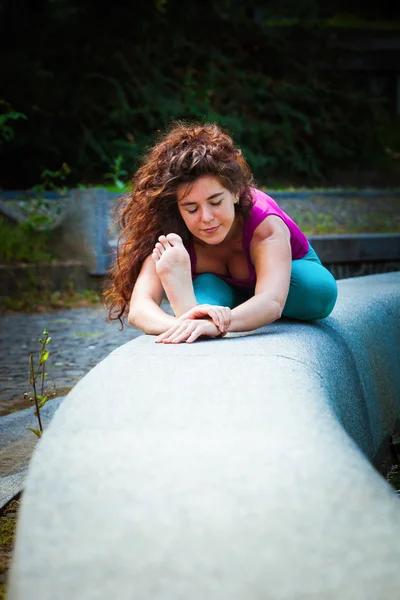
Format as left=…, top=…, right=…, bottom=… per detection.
left=152, top=233, right=249, bottom=314
left=282, top=244, right=338, bottom=320
left=193, top=274, right=250, bottom=308
left=153, top=234, right=197, bottom=316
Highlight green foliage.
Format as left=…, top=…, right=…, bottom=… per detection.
left=274, top=194, right=400, bottom=234
left=103, top=155, right=128, bottom=189
left=0, top=101, right=26, bottom=147
left=0, top=280, right=102, bottom=312
left=26, top=329, right=56, bottom=438
left=35, top=162, right=71, bottom=195
left=0, top=0, right=397, bottom=187
left=20, top=162, right=71, bottom=232
left=0, top=164, right=72, bottom=264
left=0, top=217, right=54, bottom=264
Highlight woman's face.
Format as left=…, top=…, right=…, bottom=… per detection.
left=176, top=176, right=238, bottom=245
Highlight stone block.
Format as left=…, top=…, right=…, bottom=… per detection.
left=7, top=273, right=400, bottom=600
left=51, top=188, right=111, bottom=274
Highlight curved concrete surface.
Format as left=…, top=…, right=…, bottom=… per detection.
left=8, top=273, right=400, bottom=600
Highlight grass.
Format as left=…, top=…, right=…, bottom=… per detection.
left=276, top=195, right=400, bottom=235
left=0, top=496, right=20, bottom=600
left=0, top=287, right=102, bottom=314
left=0, top=216, right=54, bottom=264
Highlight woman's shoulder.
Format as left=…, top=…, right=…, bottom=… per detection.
left=250, top=188, right=280, bottom=211
left=247, top=188, right=309, bottom=259
left=244, top=188, right=279, bottom=230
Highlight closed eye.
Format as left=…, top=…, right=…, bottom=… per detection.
left=186, top=199, right=223, bottom=214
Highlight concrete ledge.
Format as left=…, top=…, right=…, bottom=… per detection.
left=8, top=273, right=400, bottom=600
left=0, top=262, right=90, bottom=296
left=309, top=233, right=400, bottom=263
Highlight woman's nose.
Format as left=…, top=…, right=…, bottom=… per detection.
left=200, top=206, right=214, bottom=222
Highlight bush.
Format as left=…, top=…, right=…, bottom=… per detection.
left=0, top=0, right=394, bottom=187
left=0, top=217, right=54, bottom=264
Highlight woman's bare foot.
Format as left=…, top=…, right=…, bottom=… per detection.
left=152, top=233, right=197, bottom=316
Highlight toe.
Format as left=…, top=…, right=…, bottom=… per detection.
left=155, top=242, right=165, bottom=254
left=158, top=235, right=171, bottom=250
left=152, top=248, right=160, bottom=261
left=166, top=233, right=183, bottom=246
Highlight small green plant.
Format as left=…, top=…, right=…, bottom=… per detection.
left=104, top=155, right=128, bottom=190
left=25, top=329, right=56, bottom=437
left=36, top=162, right=71, bottom=195
left=20, top=162, right=72, bottom=230
left=0, top=100, right=26, bottom=147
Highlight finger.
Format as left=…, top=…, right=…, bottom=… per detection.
left=186, top=328, right=204, bottom=343
left=159, top=334, right=178, bottom=344
left=222, top=307, right=231, bottom=331
left=217, top=307, right=230, bottom=332
left=170, top=329, right=193, bottom=344
left=155, top=325, right=180, bottom=342
left=178, top=305, right=208, bottom=320
left=194, top=305, right=220, bottom=328
left=162, top=324, right=189, bottom=344
left=215, top=308, right=227, bottom=331
left=186, top=320, right=220, bottom=343
left=155, top=327, right=177, bottom=340
left=185, top=322, right=217, bottom=343
left=158, top=331, right=180, bottom=343
left=168, top=323, right=196, bottom=343
left=201, top=307, right=218, bottom=329
left=211, top=307, right=227, bottom=331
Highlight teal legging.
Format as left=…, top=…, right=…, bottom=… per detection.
left=193, top=244, right=338, bottom=321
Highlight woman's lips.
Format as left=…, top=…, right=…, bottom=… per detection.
left=202, top=226, right=219, bottom=234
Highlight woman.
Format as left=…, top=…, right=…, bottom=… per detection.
left=105, top=122, right=337, bottom=343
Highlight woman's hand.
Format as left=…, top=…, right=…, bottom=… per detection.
left=155, top=319, right=222, bottom=344
left=178, top=304, right=232, bottom=335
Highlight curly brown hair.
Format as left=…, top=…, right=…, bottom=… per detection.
left=104, top=121, right=255, bottom=326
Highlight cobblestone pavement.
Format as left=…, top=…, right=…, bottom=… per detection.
left=0, top=304, right=148, bottom=406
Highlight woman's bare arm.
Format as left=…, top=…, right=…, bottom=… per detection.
left=228, top=215, right=292, bottom=332
left=128, top=255, right=178, bottom=334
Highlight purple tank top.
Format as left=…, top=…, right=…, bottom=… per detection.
left=188, top=188, right=309, bottom=289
